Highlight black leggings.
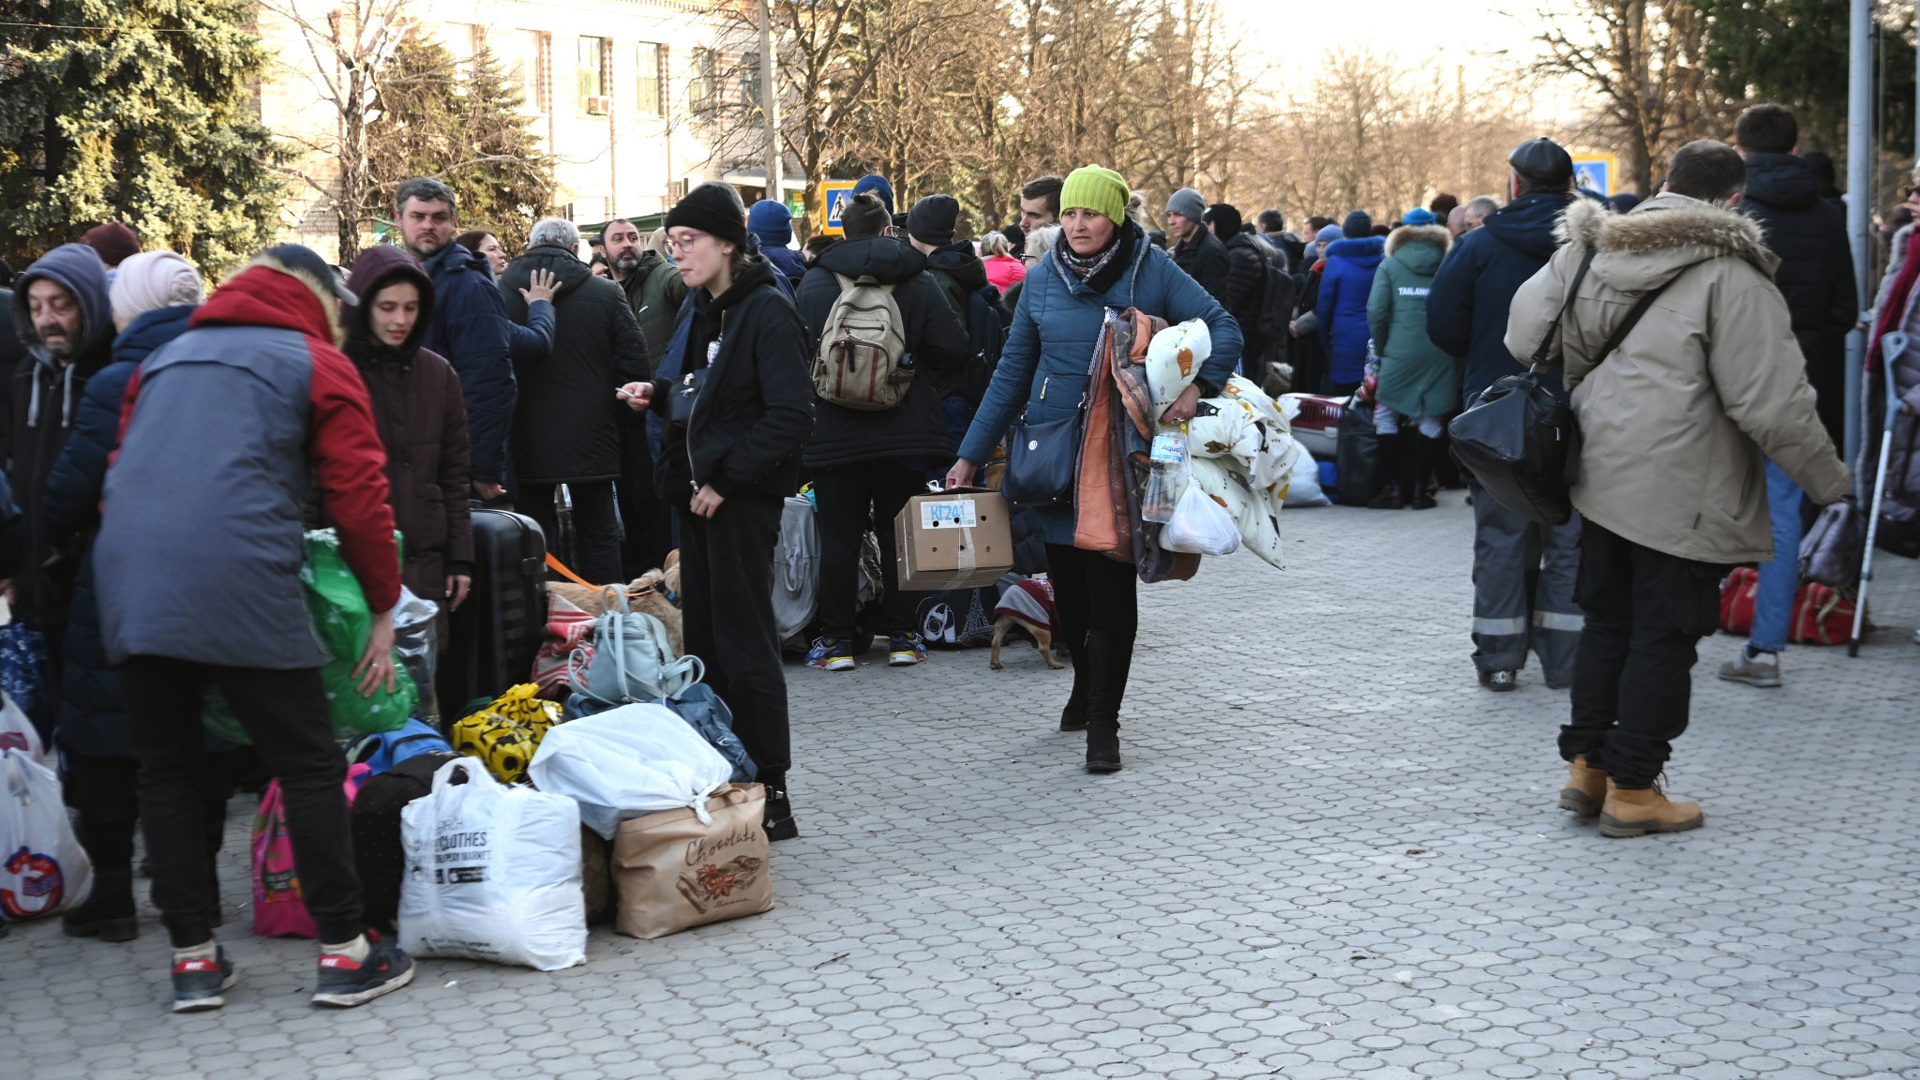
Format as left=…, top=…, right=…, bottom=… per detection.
left=1045, top=544, right=1138, bottom=728
left=680, top=492, right=789, bottom=780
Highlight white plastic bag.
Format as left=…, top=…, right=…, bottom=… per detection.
left=1283, top=446, right=1331, bottom=507
left=1162, top=485, right=1242, bottom=556
left=398, top=758, right=585, bottom=970
left=0, top=748, right=93, bottom=919
left=0, top=692, right=48, bottom=767
left=528, top=703, right=733, bottom=839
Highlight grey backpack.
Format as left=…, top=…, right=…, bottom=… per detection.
left=570, top=587, right=704, bottom=705
left=1799, top=499, right=1865, bottom=589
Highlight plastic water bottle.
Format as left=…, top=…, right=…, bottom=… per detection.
left=1142, top=429, right=1185, bottom=523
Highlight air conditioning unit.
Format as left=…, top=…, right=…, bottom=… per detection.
left=587, top=94, right=613, bottom=115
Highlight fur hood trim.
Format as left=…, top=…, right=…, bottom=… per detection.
left=1556, top=193, right=1774, bottom=272
left=1385, top=224, right=1450, bottom=258
left=249, top=251, right=346, bottom=346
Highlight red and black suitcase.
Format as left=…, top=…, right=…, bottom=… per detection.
left=439, top=508, right=547, bottom=715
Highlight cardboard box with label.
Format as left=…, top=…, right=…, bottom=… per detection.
left=893, top=489, right=1014, bottom=590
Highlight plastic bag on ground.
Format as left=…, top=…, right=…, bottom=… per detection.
left=398, top=758, right=585, bottom=970
left=527, top=703, right=734, bottom=839
left=1162, top=485, right=1242, bottom=556
left=0, top=748, right=93, bottom=920
left=1284, top=446, right=1332, bottom=507
left=391, top=588, right=440, bottom=724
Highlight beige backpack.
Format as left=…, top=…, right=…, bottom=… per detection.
left=813, top=273, right=910, bottom=410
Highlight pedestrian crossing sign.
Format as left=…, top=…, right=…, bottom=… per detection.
left=820, top=180, right=857, bottom=235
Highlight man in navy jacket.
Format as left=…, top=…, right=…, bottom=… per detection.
left=1426, top=138, right=1584, bottom=693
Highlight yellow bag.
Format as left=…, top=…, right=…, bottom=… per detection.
left=451, top=684, right=564, bottom=784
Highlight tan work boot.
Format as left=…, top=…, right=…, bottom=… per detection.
left=1598, top=780, right=1704, bottom=838
left=1559, top=756, right=1608, bottom=817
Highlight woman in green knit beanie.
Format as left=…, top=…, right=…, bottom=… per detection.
left=946, top=165, right=1243, bottom=774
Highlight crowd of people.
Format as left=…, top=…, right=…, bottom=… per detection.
left=0, top=95, right=1895, bottom=1012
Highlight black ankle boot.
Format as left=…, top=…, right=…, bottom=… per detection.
left=760, top=775, right=798, bottom=842
left=1406, top=433, right=1438, bottom=509
left=1081, top=630, right=1131, bottom=773
left=1085, top=722, right=1122, bottom=773
left=1366, top=432, right=1404, bottom=509
left=63, top=865, right=138, bottom=941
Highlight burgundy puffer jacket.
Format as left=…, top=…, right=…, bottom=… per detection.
left=342, top=246, right=474, bottom=630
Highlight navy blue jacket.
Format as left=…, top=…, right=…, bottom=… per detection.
left=1316, top=237, right=1385, bottom=386
left=761, top=243, right=808, bottom=290
left=424, top=242, right=515, bottom=484
left=43, top=305, right=195, bottom=757
left=1427, top=191, right=1575, bottom=406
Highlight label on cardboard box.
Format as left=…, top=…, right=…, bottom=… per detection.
left=919, top=500, right=978, bottom=530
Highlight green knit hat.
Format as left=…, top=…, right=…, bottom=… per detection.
left=1060, top=166, right=1130, bottom=225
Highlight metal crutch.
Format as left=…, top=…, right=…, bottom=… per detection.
left=1849, top=331, right=1907, bottom=656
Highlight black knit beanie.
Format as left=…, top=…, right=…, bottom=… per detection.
left=1342, top=210, right=1373, bottom=239
left=908, top=195, right=960, bottom=245
left=666, top=182, right=749, bottom=251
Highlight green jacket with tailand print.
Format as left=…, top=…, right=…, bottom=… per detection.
left=1503, top=192, right=1850, bottom=565
left=1365, top=224, right=1454, bottom=419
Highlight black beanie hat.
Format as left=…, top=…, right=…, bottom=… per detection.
left=1204, top=203, right=1243, bottom=238
left=665, top=182, right=749, bottom=251
left=1342, top=210, right=1373, bottom=239
left=908, top=195, right=960, bottom=245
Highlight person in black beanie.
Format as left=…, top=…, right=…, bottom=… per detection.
left=1205, top=203, right=1275, bottom=382
left=618, top=181, right=814, bottom=841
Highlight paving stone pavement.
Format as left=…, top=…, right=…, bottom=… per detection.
left=7, top=492, right=1920, bottom=1080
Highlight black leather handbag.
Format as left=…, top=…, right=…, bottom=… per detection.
left=1450, top=250, right=1669, bottom=525
left=1001, top=407, right=1081, bottom=507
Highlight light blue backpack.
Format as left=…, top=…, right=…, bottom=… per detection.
left=569, top=587, right=704, bottom=706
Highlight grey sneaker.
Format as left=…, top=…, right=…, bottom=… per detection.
left=1717, top=647, right=1781, bottom=688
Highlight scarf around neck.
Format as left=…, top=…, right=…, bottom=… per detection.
left=1058, top=226, right=1123, bottom=281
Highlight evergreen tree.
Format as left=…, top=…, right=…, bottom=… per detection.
left=0, top=0, right=283, bottom=274
left=1697, top=0, right=1915, bottom=153
left=366, top=34, right=555, bottom=252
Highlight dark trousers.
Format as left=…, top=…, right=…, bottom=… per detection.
left=63, top=750, right=230, bottom=916
left=1562, top=519, right=1724, bottom=787
left=681, top=492, right=789, bottom=780
left=812, top=460, right=925, bottom=639
left=523, top=479, right=623, bottom=586
left=124, top=658, right=361, bottom=947
left=617, top=430, right=674, bottom=579
left=1046, top=543, right=1138, bottom=729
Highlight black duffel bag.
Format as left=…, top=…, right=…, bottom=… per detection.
left=1449, top=248, right=1673, bottom=526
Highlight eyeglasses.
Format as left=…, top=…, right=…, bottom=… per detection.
left=667, top=230, right=710, bottom=254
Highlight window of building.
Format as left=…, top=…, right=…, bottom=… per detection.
left=446, top=23, right=482, bottom=83
left=503, top=30, right=549, bottom=112
left=636, top=42, right=663, bottom=117
left=578, top=36, right=609, bottom=114
left=689, top=47, right=715, bottom=115
left=740, top=50, right=761, bottom=110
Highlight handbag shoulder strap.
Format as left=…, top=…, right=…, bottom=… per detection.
left=1589, top=267, right=1685, bottom=373
left=1529, top=247, right=1597, bottom=369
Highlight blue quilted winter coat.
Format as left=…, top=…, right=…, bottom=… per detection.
left=957, top=222, right=1240, bottom=546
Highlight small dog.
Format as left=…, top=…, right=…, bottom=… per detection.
left=989, top=577, right=1064, bottom=670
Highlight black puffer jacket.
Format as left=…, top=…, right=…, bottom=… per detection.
left=1172, top=227, right=1231, bottom=306
left=501, top=245, right=650, bottom=483
left=648, top=257, right=814, bottom=502
left=796, top=237, right=969, bottom=469
left=1742, top=152, right=1857, bottom=445
left=1221, top=232, right=1268, bottom=352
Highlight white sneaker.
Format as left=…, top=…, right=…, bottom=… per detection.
left=1717, top=646, right=1781, bottom=688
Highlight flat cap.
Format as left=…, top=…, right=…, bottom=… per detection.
left=1508, top=138, right=1573, bottom=187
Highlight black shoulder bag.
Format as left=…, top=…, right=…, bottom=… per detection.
left=1448, top=250, right=1672, bottom=526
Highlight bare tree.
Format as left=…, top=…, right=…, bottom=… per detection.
left=260, top=0, right=415, bottom=263
left=1526, top=0, right=1732, bottom=195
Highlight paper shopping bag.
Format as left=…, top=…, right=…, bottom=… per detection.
left=612, top=783, right=772, bottom=939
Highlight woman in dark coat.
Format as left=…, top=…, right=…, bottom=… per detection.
left=619, top=182, right=813, bottom=841
left=341, top=245, right=474, bottom=637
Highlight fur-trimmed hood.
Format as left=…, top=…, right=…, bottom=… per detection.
left=1385, top=224, right=1450, bottom=275
left=1556, top=191, right=1779, bottom=294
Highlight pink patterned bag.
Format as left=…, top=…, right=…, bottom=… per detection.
left=250, top=769, right=369, bottom=938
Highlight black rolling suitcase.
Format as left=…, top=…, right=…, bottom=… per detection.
left=440, top=508, right=546, bottom=714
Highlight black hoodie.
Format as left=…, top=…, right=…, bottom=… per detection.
left=501, top=245, right=650, bottom=483
left=1741, top=152, right=1856, bottom=445
left=794, top=237, right=969, bottom=469
left=649, top=255, right=815, bottom=502
left=1426, top=190, right=1575, bottom=403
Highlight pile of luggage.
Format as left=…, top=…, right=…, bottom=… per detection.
left=1, top=510, right=776, bottom=966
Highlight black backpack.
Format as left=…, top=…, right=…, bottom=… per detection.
left=351, top=750, right=463, bottom=932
